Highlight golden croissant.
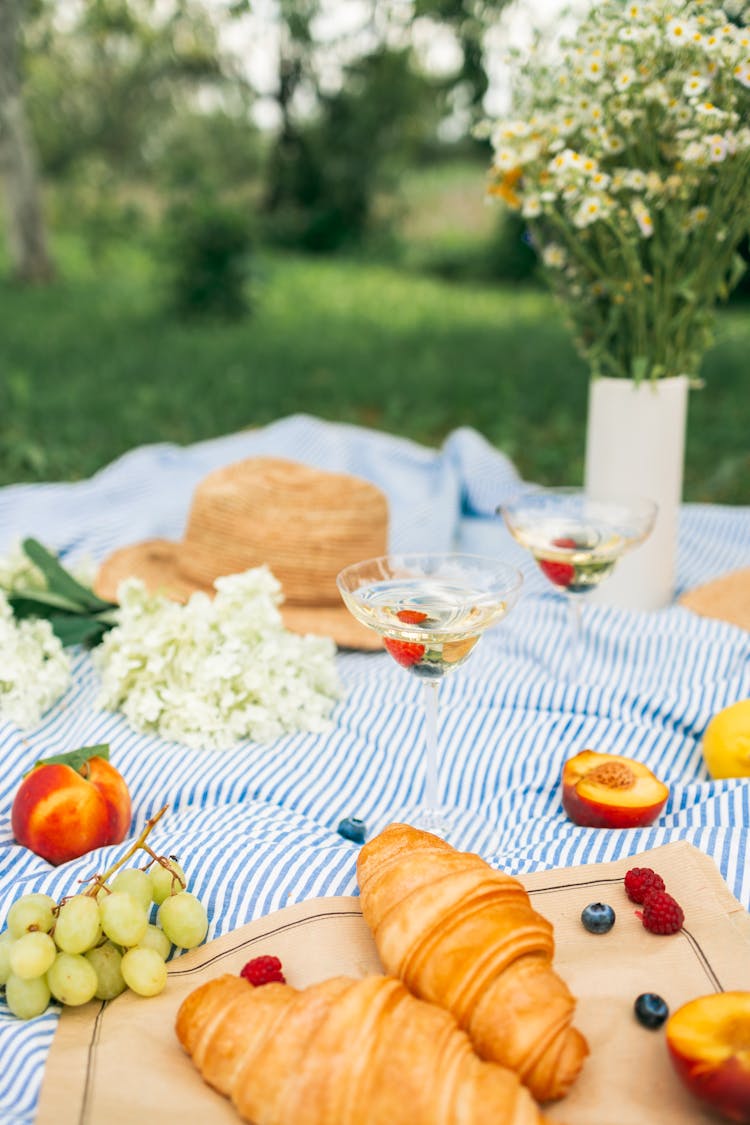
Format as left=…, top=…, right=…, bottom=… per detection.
left=176, top=972, right=554, bottom=1124
left=356, top=824, right=588, bottom=1103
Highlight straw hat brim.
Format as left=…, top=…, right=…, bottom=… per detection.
left=94, top=540, right=384, bottom=652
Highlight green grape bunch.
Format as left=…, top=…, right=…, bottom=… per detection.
left=0, top=807, right=209, bottom=1020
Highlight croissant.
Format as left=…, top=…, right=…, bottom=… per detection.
left=176, top=972, right=554, bottom=1124
left=356, top=824, right=588, bottom=1103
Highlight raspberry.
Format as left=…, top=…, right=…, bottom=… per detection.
left=624, top=866, right=666, bottom=904
left=538, top=537, right=577, bottom=588
left=396, top=610, right=428, bottom=624
left=384, top=638, right=425, bottom=667
left=637, top=890, right=685, bottom=935
left=240, top=955, right=286, bottom=986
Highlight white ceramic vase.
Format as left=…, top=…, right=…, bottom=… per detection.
left=584, top=374, right=690, bottom=611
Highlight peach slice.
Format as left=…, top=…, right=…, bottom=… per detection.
left=666, top=992, right=750, bottom=1124
left=561, top=749, right=669, bottom=829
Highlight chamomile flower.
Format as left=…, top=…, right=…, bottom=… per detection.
left=615, top=68, right=638, bottom=91
left=625, top=169, right=649, bottom=190
left=706, top=133, right=728, bottom=160
left=493, top=146, right=521, bottom=172
left=485, top=0, right=750, bottom=382
left=584, top=55, right=606, bottom=81
left=684, top=72, right=710, bottom=96
left=632, top=200, right=654, bottom=236
left=542, top=243, right=567, bottom=269
left=666, top=19, right=694, bottom=45
left=574, top=195, right=608, bottom=227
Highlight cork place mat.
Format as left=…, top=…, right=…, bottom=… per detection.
left=679, top=567, right=750, bottom=631
left=37, top=840, right=750, bottom=1125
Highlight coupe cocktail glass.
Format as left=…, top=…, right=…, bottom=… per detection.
left=500, top=488, right=657, bottom=674
left=336, top=553, right=523, bottom=837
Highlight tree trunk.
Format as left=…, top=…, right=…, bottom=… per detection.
left=0, top=0, right=54, bottom=283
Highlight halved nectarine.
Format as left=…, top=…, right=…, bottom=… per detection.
left=561, top=749, right=669, bottom=829
left=666, top=992, right=750, bottom=1124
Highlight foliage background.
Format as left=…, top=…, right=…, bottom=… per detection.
left=0, top=0, right=748, bottom=502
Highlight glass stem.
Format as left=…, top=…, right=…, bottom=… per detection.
left=422, top=679, right=441, bottom=811
left=565, top=595, right=582, bottom=678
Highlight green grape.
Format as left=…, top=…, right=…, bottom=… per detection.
left=98, top=892, right=148, bottom=947
left=8, top=931, right=57, bottom=980
left=53, top=895, right=101, bottom=954
left=157, top=892, right=208, bottom=950
left=7, top=894, right=57, bottom=938
left=47, top=952, right=98, bottom=1006
left=5, top=973, right=51, bottom=1019
left=120, top=948, right=168, bottom=998
left=110, top=868, right=153, bottom=912
left=136, top=924, right=171, bottom=961
left=0, top=931, right=14, bottom=985
left=149, top=859, right=186, bottom=905
left=85, top=942, right=127, bottom=1001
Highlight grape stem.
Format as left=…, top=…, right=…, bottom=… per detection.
left=80, top=805, right=169, bottom=898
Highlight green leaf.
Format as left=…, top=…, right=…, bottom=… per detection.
left=22, top=538, right=116, bottom=613
left=8, top=591, right=90, bottom=617
left=48, top=616, right=112, bottom=648
left=35, top=744, right=110, bottom=772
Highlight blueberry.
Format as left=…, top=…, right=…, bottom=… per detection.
left=337, top=817, right=367, bottom=844
left=581, top=902, right=616, bottom=934
left=634, top=992, right=669, bottom=1029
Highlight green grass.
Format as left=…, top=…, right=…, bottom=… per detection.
left=1, top=236, right=748, bottom=503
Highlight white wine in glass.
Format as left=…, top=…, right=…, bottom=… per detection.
left=501, top=488, right=657, bottom=674
left=337, top=553, right=523, bottom=837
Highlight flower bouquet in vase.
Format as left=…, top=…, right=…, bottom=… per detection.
left=485, top=0, right=750, bottom=609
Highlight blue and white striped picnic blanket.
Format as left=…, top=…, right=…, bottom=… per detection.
left=0, top=414, right=748, bottom=1123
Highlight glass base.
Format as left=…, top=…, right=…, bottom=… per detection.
left=405, top=805, right=450, bottom=839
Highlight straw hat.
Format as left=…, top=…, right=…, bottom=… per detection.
left=94, top=457, right=389, bottom=650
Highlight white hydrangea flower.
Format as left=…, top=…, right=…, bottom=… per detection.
left=0, top=540, right=46, bottom=594
left=0, top=592, right=71, bottom=729
left=92, top=569, right=343, bottom=750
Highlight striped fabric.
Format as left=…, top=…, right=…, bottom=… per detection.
left=0, top=414, right=748, bottom=1123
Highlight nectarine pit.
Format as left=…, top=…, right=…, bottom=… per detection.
left=585, top=761, right=636, bottom=790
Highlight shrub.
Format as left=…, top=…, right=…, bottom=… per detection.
left=160, top=197, right=253, bottom=319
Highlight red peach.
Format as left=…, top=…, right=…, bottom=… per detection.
left=666, top=992, right=750, bottom=1124
left=11, top=756, right=131, bottom=866
left=561, top=749, right=669, bottom=829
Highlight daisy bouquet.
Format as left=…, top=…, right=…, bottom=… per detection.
left=486, top=1, right=750, bottom=382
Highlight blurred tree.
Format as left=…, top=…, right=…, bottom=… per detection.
left=264, top=41, right=440, bottom=250
left=25, top=0, right=232, bottom=180
left=260, top=0, right=514, bottom=251
left=0, top=0, right=54, bottom=282
left=413, top=0, right=512, bottom=118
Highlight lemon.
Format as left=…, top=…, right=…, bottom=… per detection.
left=702, top=699, right=750, bottom=779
